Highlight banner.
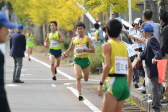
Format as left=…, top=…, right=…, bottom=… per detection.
left=157, top=60, right=168, bottom=83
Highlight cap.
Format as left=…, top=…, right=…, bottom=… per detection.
left=141, top=24, right=154, bottom=32
left=17, top=24, right=24, bottom=30
left=134, top=18, right=141, bottom=24
left=0, top=11, right=16, bottom=28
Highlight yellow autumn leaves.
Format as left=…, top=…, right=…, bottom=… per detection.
left=7, top=0, right=83, bottom=30
left=84, top=0, right=143, bottom=16
left=7, top=0, right=142, bottom=30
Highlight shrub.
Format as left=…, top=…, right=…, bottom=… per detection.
left=89, top=44, right=102, bottom=73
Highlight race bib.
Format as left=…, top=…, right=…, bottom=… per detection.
left=115, top=57, right=128, bottom=74
left=50, top=40, right=58, bottom=47
left=27, top=38, right=32, bottom=42
left=75, top=44, right=87, bottom=55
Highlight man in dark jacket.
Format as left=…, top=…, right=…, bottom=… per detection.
left=138, top=24, right=162, bottom=112
left=0, top=11, right=16, bottom=112
left=10, top=24, right=26, bottom=83
left=159, top=11, right=168, bottom=103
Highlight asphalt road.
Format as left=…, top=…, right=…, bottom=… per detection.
left=4, top=45, right=102, bottom=112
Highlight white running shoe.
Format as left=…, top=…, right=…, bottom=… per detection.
left=138, top=86, right=146, bottom=91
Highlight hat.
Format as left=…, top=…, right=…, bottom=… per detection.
left=134, top=18, right=141, bottom=24
left=17, top=24, right=24, bottom=30
left=0, top=11, right=16, bottom=28
left=141, top=24, right=154, bottom=32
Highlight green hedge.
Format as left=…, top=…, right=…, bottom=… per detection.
left=89, top=44, right=102, bottom=73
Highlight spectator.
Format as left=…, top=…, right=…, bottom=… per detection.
left=0, top=11, right=16, bottom=112
left=102, top=26, right=108, bottom=42
left=159, top=11, right=168, bottom=103
left=142, top=9, right=161, bottom=40
left=10, top=24, right=26, bottom=83
left=94, top=23, right=103, bottom=45
left=138, top=24, right=162, bottom=112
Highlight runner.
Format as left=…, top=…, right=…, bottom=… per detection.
left=25, top=28, right=35, bottom=61
left=62, top=22, right=95, bottom=101
left=97, top=19, right=133, bottom=112
left=44, top=21, right=65, bottom=81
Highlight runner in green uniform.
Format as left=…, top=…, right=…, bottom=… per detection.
left=44, top=21, right=65, bottom=81
left=62, top=22, right=95, bottom=101
left=26, top=28, right=35, bottom=61
left=97, top=19, right=133, bottom=112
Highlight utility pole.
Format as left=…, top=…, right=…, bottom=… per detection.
left=144, top=0, right=150, bottom=11
left=150, top=0, right=159, bottom=22
left=128, top=0, right=132, bottom=31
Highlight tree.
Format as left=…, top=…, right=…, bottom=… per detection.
left=6, top=0, right=83, bottom=30
left=6, top=0, right=30, bottom=24
left=84, top=0, right=143, bottom=16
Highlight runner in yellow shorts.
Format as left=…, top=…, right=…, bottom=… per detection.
left=97, top=19, right=133, bottom=112
left=62, top=22, right=95, bottom=101
left=25, top=28, right=35, bottom=61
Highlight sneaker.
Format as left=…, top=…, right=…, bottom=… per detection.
left=138, top=86, right=146, bottom=91
left=160, top=99, right=168, bottom=103
left=141, top=90, right=146, bottom=94
left=134, top=82, right=139, bottom=88
left=52, top=75, right=56, bottom=81
left=79, top=94, right=85, bottom=101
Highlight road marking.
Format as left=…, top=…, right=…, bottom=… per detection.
left=67, top=87, right=101, bottom=112
left=6, top=78, right=75, bottom=81
left=21, top=74, right=33, bottom=76
left=51, top=84, right=56, bottom=87
left=5, top=84, right=20, bottom=87
left=64, top=83, right=72, bottom=85
left=25, top=54, right=75, bottom=80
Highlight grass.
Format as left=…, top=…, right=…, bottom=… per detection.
left=89, top=44, right=102, bottom=73
left=125, top=99, right=136, bottom=106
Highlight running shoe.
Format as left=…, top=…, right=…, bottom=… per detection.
left=79, top=94, right=85, bottom=101
left=52, top=75, right=56, bottom=81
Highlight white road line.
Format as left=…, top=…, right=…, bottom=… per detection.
left=5, top=84, right=20, bottom=87
left=51, top=84, right=56, bottom=87
left=6, top=78, right=75, bottom=81
left=64, top=83, right=72, bottom=85
left=67, top=87, right=101, bottom=112
left=25, top=54, right=75, bottom=80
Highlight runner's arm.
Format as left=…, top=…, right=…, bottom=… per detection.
left=100, top=43, right=111, bottom=83
left=127, top=58, right=133, bottom=87
left=44, top=33, right=49, bottom=43
left=32, top=34, right=37, bottom=40
left=58, top=32, right=65, bottom=43
left=63, top=37, right=74, bottom=55
left=86, top=37, right=95, bottom=53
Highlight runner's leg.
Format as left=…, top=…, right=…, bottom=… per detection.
left=74, top=64, right=82, bottom=94
left=54, top=57, right=61, bottom=74
left=49, top=55, right=55, bottom=76
left=102, top=92, right=117, bottom=112
left=29, top=48, right=33, bottom=61
left=30, top=48, right=33, bottom=55
left=27, top=46, right=31, bottom=61
left=114, top=100, right=125, bottom=112
left=82, top=66, right=90, bottom=82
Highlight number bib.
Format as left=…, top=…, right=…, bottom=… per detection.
left=50, top=40, right=58, bottom=47
left=75, top=44, right=87, bottom=55
left=27, top=38, right=32, bottom=42
left=115, top=57, right=128, bottom=74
